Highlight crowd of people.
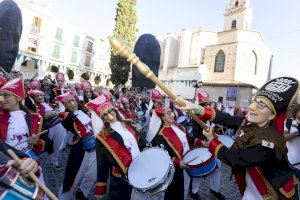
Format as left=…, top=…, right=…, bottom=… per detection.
left=1, top=1, right=300, bottom=200
left=0, top=71, right=299, bottom=200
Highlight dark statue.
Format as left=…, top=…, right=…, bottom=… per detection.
left=0, top=0, right=22, bottom=73
left=132, top=34, right=161, bottom=89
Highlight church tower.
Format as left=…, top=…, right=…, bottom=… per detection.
left=224, top=0, right=253, bottom=31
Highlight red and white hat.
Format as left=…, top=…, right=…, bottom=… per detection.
left=0, top=77, right=25, bottom=100
left=85, top=94, right=113, bottom=117
left=82, top=80, right=92, bottom=91
left=120, top=96, right=129, bottom=104
left=151, top=89, right=163, bottom=101
left=0, top=76, right=6, bottom=87
left=55, top=92, right=76, bottom=105
left=197, top=92, right=209, bottom=103
left=30, top=80, right=41, bottom=90
left=28, top=90, right=45, bottom=99
left=55, top=72, right=65, bottom=83
left=102, top=88, right=112, bottom=97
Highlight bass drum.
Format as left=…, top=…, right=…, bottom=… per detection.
left=128, top=147, right=175, bottom=196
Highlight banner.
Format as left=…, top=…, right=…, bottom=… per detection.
left=226, top=87, right=238, bottom=101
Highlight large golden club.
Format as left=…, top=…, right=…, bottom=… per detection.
left=109, top=36, right=210, bottom=131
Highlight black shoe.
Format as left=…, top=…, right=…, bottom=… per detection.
left=210, top=189, right=225, bottom=200
left=75, top=189, right=88, bottom=200
left=190, top=192, right=202, bottom=200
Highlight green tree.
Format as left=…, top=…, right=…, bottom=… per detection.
left=110, top=0, right=137, bottom=86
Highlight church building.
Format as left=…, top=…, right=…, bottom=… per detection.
left=157, top=0, right=272, bottom=107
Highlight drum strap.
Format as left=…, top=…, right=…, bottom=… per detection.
left=132, top=125, right=152, bottom=147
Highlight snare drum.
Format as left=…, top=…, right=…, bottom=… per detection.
left=0, top=187, right=31, bottom=200
left=0, top=165, right=45, bottom=200
left=82, top=134, right=96, bottom=152
left=183, top=148, right=217, bottom=177
left=176, top=116, right=188, bottom=126
left=46, top=116, right=61, bottom=128
left=128, top=147, right=175, bottom=196
left=218, top=135, right=234, bottom=148
left=24, top=149, right=39, bottom=160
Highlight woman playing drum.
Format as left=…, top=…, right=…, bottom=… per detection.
left=183, top=77, right=299, bottom=200
left=86, top=94, right=146, bottom=200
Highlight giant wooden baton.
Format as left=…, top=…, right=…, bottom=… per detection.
left=109, top=36, right=210, bottom=131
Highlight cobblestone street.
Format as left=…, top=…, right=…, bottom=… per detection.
left=40, top=147, right=242, bottom=200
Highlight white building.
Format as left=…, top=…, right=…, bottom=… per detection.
left=13, top=0, right=111, bottom=85
left=157, top=0, right=272, bottom=107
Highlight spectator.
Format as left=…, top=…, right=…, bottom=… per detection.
left=284, top=104, right=300, bottom=165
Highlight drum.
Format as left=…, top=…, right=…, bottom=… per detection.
left=176, top=116, right=188, bottom=126
left=0, top=165, right=45, bottom=200
left=218, top=135, right=234, bottom=148
left=82, top=134, right=96, bottom=152
left=183, top=148, right=217, bottom=177
left=0, top=187, right=31, bottom=200
left=46, top=116, right=61, bottom=128
left=134, top=111, right=146, bottom=132
left=24, top=149, right=39, bottom=160
left=128, top=147, right=175, bottom=196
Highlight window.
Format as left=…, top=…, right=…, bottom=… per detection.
left=51, top=65, right=59, bottom=72
left=55, top=27, right=63, bottom=41
left=52, top=44, right=61, bottom=58
left=33, top=16, right=42, bottom=33
left=28, top=47, right=37, bottom=52
left=235, top=1, right=239, bottom=7
left=250, top=50, right=258, bottom=75
left=85, top=55, right=91, bottom=67
left=231, top=20, right=237, bottom=29
left=200, top=48, right=205, bottom=64
left=87, top=41, right=93, bottom=53
left=71, top=50, right=77, bottom=63
left=214, top=50, right=225, bottom=72
left=73, top=35, right=80, bottom=47
left=218, top=97, right=224, bottom=104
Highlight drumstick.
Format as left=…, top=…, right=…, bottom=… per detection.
left=7, top=149, right=59, bottom=200
left=0, top=66, right=14, bottom=80
left=13, top=130, right=48, bottom=148
left=186, top=156, right=199, bottom=165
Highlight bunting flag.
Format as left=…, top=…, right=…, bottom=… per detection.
left=17, top=54, right=22, bottom=61
left=160, top=79, right=197, bottom=87
left=23, top=55, right=27, bottom=62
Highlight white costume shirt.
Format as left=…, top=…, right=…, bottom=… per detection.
left=171, top=125, right=190, bottom=155
left=74, top=110, right=93, bottom=134
left=41, top=102, right=53, bottom=113
left=110, top=121, right=140, bottom=159
left=6, top=110, right=30, bottom=151
left=284, top=119, right=300, bottom=164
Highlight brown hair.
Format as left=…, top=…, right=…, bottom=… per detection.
left=291, top=104, right=300, bottom=119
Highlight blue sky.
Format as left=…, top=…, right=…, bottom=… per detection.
left=50, top=0, right=300, bottom=79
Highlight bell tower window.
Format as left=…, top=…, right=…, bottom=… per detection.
left=231, top=20, right=237, bottom=29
